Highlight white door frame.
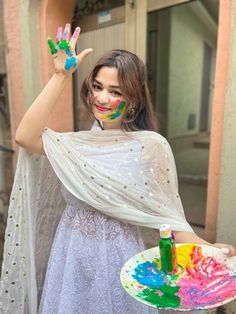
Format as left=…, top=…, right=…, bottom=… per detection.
left=148, top=0, right=192, bottom=12
left=125, top=0, right=192, bottom=62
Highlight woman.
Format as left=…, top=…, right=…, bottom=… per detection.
left=1, top=23, right=235, bottom=314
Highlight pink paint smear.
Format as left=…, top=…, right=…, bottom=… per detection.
left=178, top=247, right=236, bottom=307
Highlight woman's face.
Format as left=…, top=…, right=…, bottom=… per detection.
left=91, top=66, right=127, bottom=129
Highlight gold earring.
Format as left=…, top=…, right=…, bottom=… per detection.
left=128, top=105, right=136, bottom=114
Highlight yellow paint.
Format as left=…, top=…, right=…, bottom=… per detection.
left=153, top=258, right=161, bottom=270
left=176, top=244, right=200, bottom=270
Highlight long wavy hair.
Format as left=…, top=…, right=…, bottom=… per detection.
left=80, top=49, right=158, bottom=131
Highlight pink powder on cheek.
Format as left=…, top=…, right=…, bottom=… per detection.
left=111, top=99, right=121, bottom=110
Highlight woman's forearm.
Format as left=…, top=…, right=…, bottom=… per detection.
left=15, top=73, right=70, bottom=146
left=173, top=231, right=211, bottom=245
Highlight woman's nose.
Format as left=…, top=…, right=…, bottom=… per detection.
left=97, top=90, right=109, bottom=104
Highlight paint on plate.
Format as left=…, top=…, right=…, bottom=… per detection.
left=121, top=244, right=236, bottom=310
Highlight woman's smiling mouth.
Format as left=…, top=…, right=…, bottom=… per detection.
left=95, top=105, right=111, bottom=113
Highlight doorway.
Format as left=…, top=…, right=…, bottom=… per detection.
left=146, top=0, right=219, bottom=229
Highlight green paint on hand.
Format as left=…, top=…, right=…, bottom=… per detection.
left=47, top=39, right=57, bottom=55
left=58, top=40, right=70, bottom=51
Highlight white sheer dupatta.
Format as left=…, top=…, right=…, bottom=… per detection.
left=0, top=149, right=65, bottom=313
left=0, top=125, right=193, bottom=313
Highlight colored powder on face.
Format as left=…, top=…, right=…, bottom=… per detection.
left=111, top=99, right=121, bottom=110
left=138, top=285, right=180, bottom=308
left=103, top=101, right=126, bottom=120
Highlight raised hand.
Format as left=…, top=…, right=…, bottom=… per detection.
left=47, top=23, right=93, bottom=76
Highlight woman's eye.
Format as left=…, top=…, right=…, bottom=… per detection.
left=92, top=84, right=101, bottom=90
left=111, top=91, right=122, bottom=96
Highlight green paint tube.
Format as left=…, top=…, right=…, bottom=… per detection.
left=159, top=224, right=178, bottom=274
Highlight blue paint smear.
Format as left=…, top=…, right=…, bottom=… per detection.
left=132, top=261, right=165, bottom=288
left=65, top=56, right=77, bottom=70
left=110, top=101, right=126, bottom=119
left=65, top=49, right=73, bottom=57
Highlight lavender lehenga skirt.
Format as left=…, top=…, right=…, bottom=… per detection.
left=38, top=185, right=157, bottom=314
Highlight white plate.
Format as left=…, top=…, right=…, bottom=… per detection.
left=120, top=244, right=236, bottom=311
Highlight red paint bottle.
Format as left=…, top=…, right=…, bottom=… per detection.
left=159, top=224, right=178, bottom=274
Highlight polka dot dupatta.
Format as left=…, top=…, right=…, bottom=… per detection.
left=0, top=126, right=193, bottom=313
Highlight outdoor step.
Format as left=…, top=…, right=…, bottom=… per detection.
left=193, top=139, right=210, bottom=149
left=178, top=174, right=208, bottom=186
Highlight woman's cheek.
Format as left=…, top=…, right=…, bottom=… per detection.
left=111, top=99, right=122, bottom=110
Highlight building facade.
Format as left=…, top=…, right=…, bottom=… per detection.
left=1, top=0, right=236, bottom=311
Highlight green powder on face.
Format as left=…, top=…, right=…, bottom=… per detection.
left=138, top=284, right=180, bottom=308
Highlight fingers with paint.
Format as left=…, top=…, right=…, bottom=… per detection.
left=63, top=23, right=70, bottom=41
left=72, top=27, right=80, bottom=39
left=56, top=27, right=63, bottom=42
left=57, top=40, right=70, bottom=51
left=47, top=23, right=79, bottom=71
left=47, top=38, right=58, bottom=55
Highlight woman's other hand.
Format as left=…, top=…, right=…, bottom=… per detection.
left=212, top=243, right=236, bottom=257
left=174, top=231, right=236, bottom=257
left=48, top=23, right=93, bottom=76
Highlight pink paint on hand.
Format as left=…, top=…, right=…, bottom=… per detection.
left=72, top=27, right=80, bottom=39
left=57, top=27, right=63, bottom=41
left=63, top=24, right=70, bottom=40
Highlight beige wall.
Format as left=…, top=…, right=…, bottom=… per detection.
left=216, top=7, right=236, bottom=313
left=3, top=0, right=76, bottom=162
left=205, top=0, right=232, bottom=243
left=19, top=0, right=41, bottom=109
left=39, top=0, right=75, bottom=132
left=4, top=0, right=25, bottom=163
left=217, top=32, right=236, bottom=299
left=0, top=0, right=6, bottom=74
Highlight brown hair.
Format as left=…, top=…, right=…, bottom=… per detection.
left=80, top=49, right=158, bottom=131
